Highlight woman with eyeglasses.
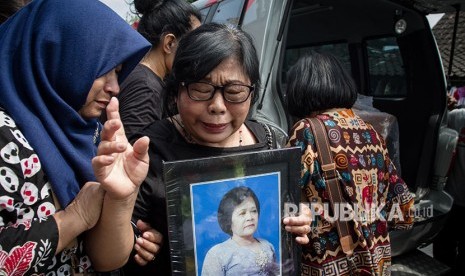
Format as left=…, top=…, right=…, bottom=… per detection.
left=129, top=23, right=312, bottom=275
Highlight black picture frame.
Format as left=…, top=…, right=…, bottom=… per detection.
left=163, top=147, right=301, bottom=276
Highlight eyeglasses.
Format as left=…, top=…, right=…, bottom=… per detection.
left=181, top=81, right=254, bottom=103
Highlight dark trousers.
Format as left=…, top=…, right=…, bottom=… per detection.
left=433, top=204, right=465, bottom=275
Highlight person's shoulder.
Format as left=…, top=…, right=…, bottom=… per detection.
left=246, top=120, right=278, bottom=148
left=206, top=239, right=232, bottom=255
left=244, top=119, right=265, bottom=138
left=130, top=119, right=175, bottom=142
left=245, top=119, right=262, bottom=129
left=137, top=64, right=163, bottom=83
left=290, top=118, right=310, bottom=129
left=133, top=64, right=163, bottom=85
left=257, top=238, right=273, bottom=246
left=140, top=119, right=172, bottom=136
left=288, top=118, right=311, bottom=139
left=120, top=64, right=144, bottom=85
left=124, top=64, right=153, bottom=79
left=257, top=238, right=275, bottom=252
left=120, top=64, right=163, bottom=91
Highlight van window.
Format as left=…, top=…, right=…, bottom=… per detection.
left=211, top=0, right=245, bottom=25
left=366, top=37, right=407, bottom=96
left=282, top=43, right=350, bottom=84
left=199, top=7, right=210, bottom=22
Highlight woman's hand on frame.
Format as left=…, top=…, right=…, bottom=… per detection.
left=282, top=203, right=312, bottom=245
left=133, top=219, right=163, bottom=266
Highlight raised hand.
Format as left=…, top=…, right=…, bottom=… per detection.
left=91, top=97, right=149, bottom=199
left=86, top=97, right=150, bottom=270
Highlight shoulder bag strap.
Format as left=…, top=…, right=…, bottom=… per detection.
left=306, top=118, right=354, bottom=256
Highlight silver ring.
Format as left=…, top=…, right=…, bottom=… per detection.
left=151, top=255, right=156, bottom=262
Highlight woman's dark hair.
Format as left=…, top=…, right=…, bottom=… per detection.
left=0, top=0, right=25, bottom=24
left=217, top=186, right=260, bottom=236
left=133, top=0, right=201, bottom=47
left=164, top=23, right=261, bottom=116
left=285, top=51, right=358, bottom=118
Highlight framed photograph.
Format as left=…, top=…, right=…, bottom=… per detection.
left=163, top=147, right=301, bottom=276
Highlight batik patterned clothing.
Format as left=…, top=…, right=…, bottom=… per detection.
left=0, top=109, right=91, bottom=275
left=287, top=109, right=414, bottom=276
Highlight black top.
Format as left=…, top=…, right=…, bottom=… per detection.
left=117, top=64, right=165, bottom=139
left=124, top=119, right=276, bottom=275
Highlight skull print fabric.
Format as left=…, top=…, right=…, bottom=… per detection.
left=0, top=109, right=91, bottom=275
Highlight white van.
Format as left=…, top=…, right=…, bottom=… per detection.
left=193, top=0, right=463, bottom=273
